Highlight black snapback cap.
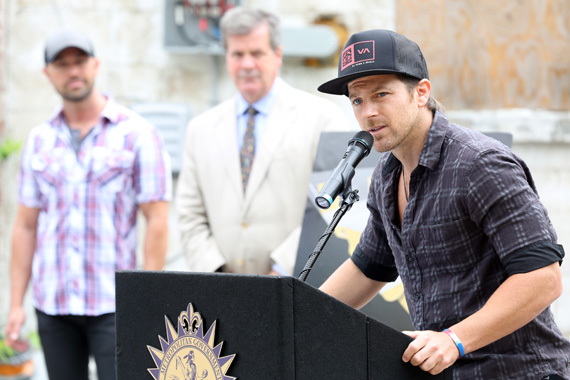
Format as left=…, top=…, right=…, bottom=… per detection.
left=318, top=29, right=429, bottom=96
left=44, top=29, right=94, bottom=65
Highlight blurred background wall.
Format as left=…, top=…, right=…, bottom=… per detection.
left=0, top=0, right=569, bottom=338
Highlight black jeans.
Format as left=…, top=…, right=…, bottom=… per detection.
left=36, top=309, right=116, bottom=380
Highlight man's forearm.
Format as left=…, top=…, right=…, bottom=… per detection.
left=402, top=262, right=563, bottom=375
left=320, top=258, right=386, bottom=309
left=143, top=218, right=168, bottom=271
left=9, top=208, right=39, bottom=308
left=449, top=262, right=562, bottom=355
left=140, top=201, right=169, bottom=271
left=10, top=225, right=36, bottom=308
left=6, top=211, right=38, bottom=346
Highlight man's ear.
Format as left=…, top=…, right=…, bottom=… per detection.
left=415, top=79, right=431, bottom=107
left=43, top=67, right=54, bottom=85
left=275, top=45, right=283, bottom=68
left=93, top=57, right=101, bottom=75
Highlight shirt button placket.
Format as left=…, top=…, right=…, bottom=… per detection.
left=404, top=244, right=423, bottom=322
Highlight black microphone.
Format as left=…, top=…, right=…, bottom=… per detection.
left=315, top=131, right=374, bottom=209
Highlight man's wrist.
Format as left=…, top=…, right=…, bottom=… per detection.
left=443, top=329, right=465, bottom=358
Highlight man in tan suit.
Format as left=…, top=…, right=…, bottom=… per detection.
left=176, top=7, right=350, bottom=276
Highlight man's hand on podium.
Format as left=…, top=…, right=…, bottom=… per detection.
left=401, top=330, right=459, bottom=375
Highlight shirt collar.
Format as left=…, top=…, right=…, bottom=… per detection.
left=236, top=77, right=281, bottom=117
left=382, top=110, right=449, bottom=178
left=418, top=110, right=448, bottom=171
left=47, top=93, right=123, bottom=128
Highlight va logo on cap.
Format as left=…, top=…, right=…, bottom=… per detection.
left=341, top=40, right=375, bottom=71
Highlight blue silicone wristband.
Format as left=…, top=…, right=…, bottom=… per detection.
left=443, top=329, right=465, bottom=358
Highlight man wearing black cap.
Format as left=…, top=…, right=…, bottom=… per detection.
left=319, top=29, right=570, bottom=380
left=5, top=29, right=172, bottom=380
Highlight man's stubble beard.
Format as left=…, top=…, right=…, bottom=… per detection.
left=58, top=80, right=94, bottom=103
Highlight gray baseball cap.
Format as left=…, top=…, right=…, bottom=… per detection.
left=318, top=29, right=429, bottom=96
left=44, top=29, right=94, bottom=64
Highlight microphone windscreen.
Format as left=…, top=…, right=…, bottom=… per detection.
left=349, top=130, right=374, bottom=152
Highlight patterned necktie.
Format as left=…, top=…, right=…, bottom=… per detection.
left=240, top=106, right=258, bottom=191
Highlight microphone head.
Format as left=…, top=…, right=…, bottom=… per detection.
left=349, top=131, right=374, bottom=155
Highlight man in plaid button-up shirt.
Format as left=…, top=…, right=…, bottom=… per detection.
left=5, top=29, right=172, bottom=380
left=318, top=29, right=569, bottom=380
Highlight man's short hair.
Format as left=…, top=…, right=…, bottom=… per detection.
left=220, top=7, right=281, bottom=52
left=396, top=74, right=445, bottom=114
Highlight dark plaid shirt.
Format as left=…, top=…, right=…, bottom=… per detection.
left=353, top=112, right=570, bottom=380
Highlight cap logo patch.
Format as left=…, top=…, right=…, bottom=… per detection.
left=341, top=40, right=375, bottom=71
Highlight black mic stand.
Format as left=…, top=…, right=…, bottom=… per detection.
left=298, top=186, right=360, bottom=282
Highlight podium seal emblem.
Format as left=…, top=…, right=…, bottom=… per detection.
left=147, top=303, right=236, bottom=380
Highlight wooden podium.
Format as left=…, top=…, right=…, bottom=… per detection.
left=115, top=271, right=451, bottom=379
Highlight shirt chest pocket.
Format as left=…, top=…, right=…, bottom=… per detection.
left=90, top=147, right=136, bottom=195
left=415, top=216, right=482, bottom=273
left=31, top=148, right=69, bottom=195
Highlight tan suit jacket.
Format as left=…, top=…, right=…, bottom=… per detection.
left=176, top=79, right=351, bottom=275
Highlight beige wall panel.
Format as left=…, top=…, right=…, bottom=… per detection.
left=396, top=0, right=570, bottom=110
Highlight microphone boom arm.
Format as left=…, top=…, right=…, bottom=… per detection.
left=298, top=187, right=360, bottom=283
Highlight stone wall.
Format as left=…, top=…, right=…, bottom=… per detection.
left=397, top=0, right=570, bottom=110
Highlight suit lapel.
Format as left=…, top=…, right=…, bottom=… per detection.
left=215, top=98, right=244, bottom=198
